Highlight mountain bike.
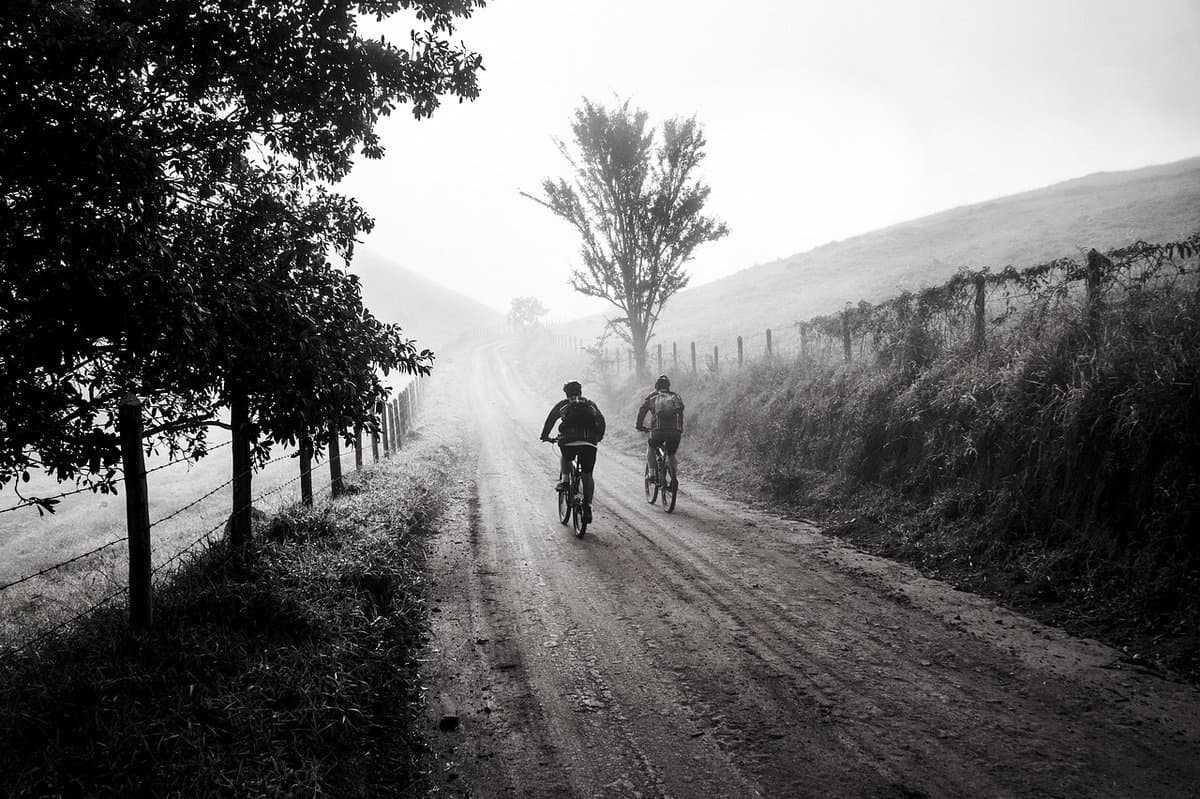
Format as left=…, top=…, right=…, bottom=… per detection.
left=638, top=428, right=677, bottom=513
left=547, top=438, right=587, bottom=536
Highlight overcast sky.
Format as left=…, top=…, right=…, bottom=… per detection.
left=340, top=0, right=1200, bottom=322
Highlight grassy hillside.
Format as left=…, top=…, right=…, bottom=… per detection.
left=556, top=156, right=1200, bottom=345
left=351, top=249, right=504, bottom=356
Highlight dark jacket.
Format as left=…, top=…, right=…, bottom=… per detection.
left=541, top=396, right=606, bottom=444
left=636, top=389, right=685, bottom=433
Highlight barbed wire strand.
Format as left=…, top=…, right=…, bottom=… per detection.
left=0, top=537, right=129, bottom=594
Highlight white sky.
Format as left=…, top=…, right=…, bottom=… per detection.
left=340, top=0, right=1200, bottom=323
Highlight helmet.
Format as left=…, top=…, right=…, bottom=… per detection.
left=654, top=374, right=670, bottom=391
left=562, top=380, right=582, bottom=397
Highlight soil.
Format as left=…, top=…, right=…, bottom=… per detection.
left=419, top=341, right=1200, bottom=797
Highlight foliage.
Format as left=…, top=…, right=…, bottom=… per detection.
left=0, top=0, right=484, bottom=501
left=0, top=451, right=454, bottom=797
left=524, top=99, right=727, bottom=377
left=507, top=296, right=548, bottom=331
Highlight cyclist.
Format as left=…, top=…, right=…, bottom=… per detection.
left=539, top=380, right=606, bottom=524
left=635, top=374, right=684, bottom=490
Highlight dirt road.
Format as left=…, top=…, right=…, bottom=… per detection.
left=422, top=342, right=1200, bottom=798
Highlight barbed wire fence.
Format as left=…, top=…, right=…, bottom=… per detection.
left=544, top=235, right=1200, bottom=377
left=0, top=372, right=429, bottom=661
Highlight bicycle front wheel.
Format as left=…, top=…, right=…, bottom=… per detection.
left=644, top=463, right=658, bottom=503
left=660, top=463, right=677, bottom=513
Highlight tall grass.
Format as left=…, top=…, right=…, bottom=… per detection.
left=681, top=285, right=1200, bottom=674
left=0, top=448, right=455, bottom=797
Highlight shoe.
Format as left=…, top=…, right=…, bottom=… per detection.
left=669, top=478, right=678, bottom=491
left=582, top=504, right=592, bottom=524
left=555, top=481, right=569, bottom=492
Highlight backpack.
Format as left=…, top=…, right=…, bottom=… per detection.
left=653, top=391, right=684, bottom=431
left=560, top=396, right=600, bottom=437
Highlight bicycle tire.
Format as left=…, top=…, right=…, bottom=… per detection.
left=660, top=462, right=677, bottom=513
left=557, top=484, right=571, bottom=525
left=572, top=469, right=586, bottom=536
left=644, top=462, right=658, bottom=503
left=573, top=499, right=586, bottom=536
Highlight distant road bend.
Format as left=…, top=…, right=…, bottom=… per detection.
left=422, top=340, right=1200, bottom=798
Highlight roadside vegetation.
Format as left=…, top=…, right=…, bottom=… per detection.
left=0, top=445, right=456, bottom=797
left=670, top=273, right=1199, bottom=680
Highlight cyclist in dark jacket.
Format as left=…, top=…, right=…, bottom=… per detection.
left=540, top=380, right=605, bottom=523
left=636, top=374, right=684, bottom=490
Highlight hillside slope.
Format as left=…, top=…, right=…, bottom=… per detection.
left=560, top=156, right=1200, bottom=344
left=351, top=249, right=504, bottom=356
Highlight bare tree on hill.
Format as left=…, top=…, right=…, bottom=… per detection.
left=523, top=99, right=728, bottom=378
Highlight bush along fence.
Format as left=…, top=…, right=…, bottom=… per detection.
left=0, top=373, right=428, bottom=652
left=548, top=235, right=1200, bottom=377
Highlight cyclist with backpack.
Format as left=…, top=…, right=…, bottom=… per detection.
left=539, top=380, right=606, bottom=524
left=635, top=374, right=685, bottom=490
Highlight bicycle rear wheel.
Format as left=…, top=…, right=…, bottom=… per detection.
left=660, top=462, right=677, bottom=513
left=572, top=498, right=586, bottom=536
left=557, top=484, right=571, bottom=525
left=572, top=470, right=586, bottom=536
left=644, top=462, right=658, bottom=503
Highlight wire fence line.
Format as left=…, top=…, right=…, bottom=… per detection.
left=1, top=451, right=374, bottom=663
left=0, top=439, right=236, bottom=516
left=549, top=235, right=1200, bottom=375
left=0, top=453, right=294, bottom=597
left=0, top=373, right=430, bottom=659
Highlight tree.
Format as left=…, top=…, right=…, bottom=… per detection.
left=507, top=296, right=548, bottom=331
left=523, top=99, right=728, bottom=377
left=0, top=0, right=483, bottom=504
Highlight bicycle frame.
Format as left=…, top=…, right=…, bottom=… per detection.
left=548, top=438, right=587, bottom=536
left=641, top=433, right=677, bottom=513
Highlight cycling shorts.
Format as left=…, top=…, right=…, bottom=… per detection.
left=561, top=442, right=597, bottom=473
left=648, top=430, right=681, bottom=455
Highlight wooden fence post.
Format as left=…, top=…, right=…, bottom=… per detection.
left=713, top=344, right=719, bottom=372
left=841, top=309, right=853, bottom=363
left=118, top=395, right=152, bottom=630
left=737, top=336, right=743, bottom=367
left=628, top=349, right=633, bottom=372
left=799, top=323, right=808, bottom=361
left=299, top=433, right=314, bottom=507
left=380, top=403, right=390, bottom=458
left=973, top=273, right=986, bottom=353
left=690, top=341, right=697, bottom=373
left=354, top=423, right=363, bottom=471
left=229, top=387, right=253, bottom=555
left=765, top=328, right=772, bottom=358
left=657, top=343, right=663, bottom=373
left=1085, top=248, right=1108, bottom=338
left=672, top=342, right=678, bottom=371
left=328, top=420, right=344, bottom=498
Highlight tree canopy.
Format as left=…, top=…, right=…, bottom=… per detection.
left=523, top=99, right=727, bottom=377
left=0, top=0, right=483, bottom=506
left=507, top=296, right=548, bottom=331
